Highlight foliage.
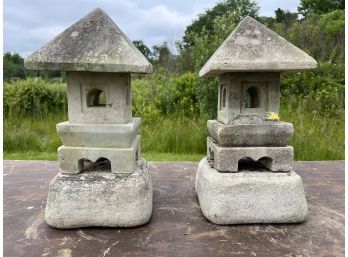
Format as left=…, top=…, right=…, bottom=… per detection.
left=4, top=78, right=67, bottom=118
left=132, top=71, right=199, bottom=120
left=4, top=59, right=344, bottom=123
left=195, top=78, right=219, bottom=118
left=178, top=0, right=259, bottom=72
left=274, top=8, right=298, bottom=26
left=281, top=62, right=344, bottom=116
left=182, top=0, right=259, bottom=47
left=4, top=112, right=67, bottom=154
left=152, top=42, right=178, bottom=73
left=3, top=52, right=26, bottom=81
left=298, top=0, right=344, bottom=16
left=4, top=104, right=344, bottom=161
left=180, top=12, right=238, bottom=72
left=280, top=100, right=344, bottom=161
left=272, top=10, right=344, bottom=63
left=3, top=52, right=63, bottom=81
left=132, top=40, right=177, bottom=72
left=141, top=116, right=207, bottom=154
left=133, top=71, right=218, bottom=119
left=133, top=40, right=152, bottom=60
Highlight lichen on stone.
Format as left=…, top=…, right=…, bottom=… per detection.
left=267, top=112, right=280, bottom=121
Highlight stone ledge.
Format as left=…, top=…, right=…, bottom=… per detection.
left=207, top=137, right=293, bottom=172
left=207, top=119, right=293, bottom=146
left=58, top=135, right=140, bottom=174
left=57, top=118, right=141, bottom=148
left=195, top=158, right=308, bottom=225
left=45, top=158, right=153, bottom=228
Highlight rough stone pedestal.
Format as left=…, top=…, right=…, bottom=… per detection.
left=195, top=158, right=308, bottom=225
left=45, top=158, right=152, bottom=228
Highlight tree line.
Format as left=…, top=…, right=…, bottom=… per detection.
left=4, top=0, right=344, bottom=81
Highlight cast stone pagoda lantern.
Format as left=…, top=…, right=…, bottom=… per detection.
left=24, top=8, right=153, bottom=228
left=195, top=16, right=317, bottom=224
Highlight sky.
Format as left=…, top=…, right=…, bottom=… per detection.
left=4, top=0, right=299, bottom=57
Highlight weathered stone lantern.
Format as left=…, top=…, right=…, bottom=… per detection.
left=195, top=16, right=317, bottom=224
left=25, top=8, right=153, bottom=228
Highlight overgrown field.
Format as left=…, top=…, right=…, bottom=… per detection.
left=4, top=104, right=344, bottom=161
left=4, top=70, right=344, bottom=161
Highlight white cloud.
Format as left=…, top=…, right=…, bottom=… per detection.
left=128, top=4, right=200, bottom=47
left=4, top=0, right=213, bottom=56
left=258, top=0, right=300, bottom=16
left=4, top=0, right=300, bottom=57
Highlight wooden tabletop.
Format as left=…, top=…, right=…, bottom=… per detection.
left=3, top=160, right=344, bottom=257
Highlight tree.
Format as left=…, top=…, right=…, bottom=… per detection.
left=3, top=52, right=63, bottom=81
left=177, top=0, right=260, bottom=73
left=275, top=8, right=286, bottom=23
left=273, top=9, right=344, bottom=63
left=3, top=52, right=26, bottom=81
left=182, top=0, right=259, bottom=47
left=133, top=40, right=152, bottom=60
left=274, top=8, right=298, bottom=28
left=151, top=42, right=178, bottom=73
left=152, top=42, right=171, bottom=64
left=298, top=0, right=344, bottom=16
left=257, top=16, right=276, bottom=28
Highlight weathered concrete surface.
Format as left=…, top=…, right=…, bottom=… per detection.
left=217, top=73, right=280, bottom=124
left=24, top=8, right=152, bottom=73
left=45, top=158, right=152, bottom=228
left=195, top=158, right=308, bottom=224
left=207, top=137, right=293, bottom=172
left=199, top=16, right=317, bottom=77
left=66, top=72, right=133, bottom=124
left=207, top=119, right=293, bottom=146
left=57, top=118, right=140, bottom=148
left=3, top=160, right=345, bottom=257
left=58, top=135, right=140, bottom=174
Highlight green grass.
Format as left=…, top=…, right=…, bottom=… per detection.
left=4, top=151, right=58, bottom=160
left=4, top=113, right=67, bottom=154
left=143, top=152, right=204, bottom=161
left=4, top=103, right=344, bottom=161
left=280, top=104, right=344, bottom=160
left=141, top=116, right=207, bottom=154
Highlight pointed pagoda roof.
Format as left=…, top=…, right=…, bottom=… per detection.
left=199, top=16, right=317, bottom=77
left=25, top=8, right=152, bottom=73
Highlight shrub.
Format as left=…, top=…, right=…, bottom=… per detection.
left=133, top=71, right=200, bottom=119
left=4, top=78, right=67, bottom=118
left=281, top=62, right=344, bottom=116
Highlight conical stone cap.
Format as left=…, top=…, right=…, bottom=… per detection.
left=199, top=16, right=317, bottom=77
left=25, top=8, right=152, bottom=73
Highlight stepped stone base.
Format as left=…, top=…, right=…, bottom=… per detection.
left=195, top=158, right=308, bottom=225
left=207, top=119, right=293, bottom=147
left=207, top=137, right=293, bottom=172
left=45, top=158, right=153, bottom=229
left=57, top=118, right=141, bottom=148
left=58, top=135, right=140, bottom=174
